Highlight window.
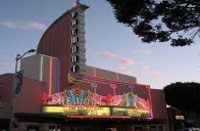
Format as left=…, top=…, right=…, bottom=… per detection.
left=27, top=125, right=39, bottom=131
left=150, top=126, right=156, bottom=131
left=49, top=125, right=55, bottom=131
left=135, top=127, right=142, bottom=131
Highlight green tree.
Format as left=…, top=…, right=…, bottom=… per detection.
left=164, top=82, right=200, bottom=112
left=106, top=0, right=200, bottom=46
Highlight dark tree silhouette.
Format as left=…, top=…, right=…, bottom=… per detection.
left=106, top=0, right=200, bottom=46
left=164, top=82, right=200, bottom=112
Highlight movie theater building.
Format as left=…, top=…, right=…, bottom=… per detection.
left=0, top=2, right=169, bottom=131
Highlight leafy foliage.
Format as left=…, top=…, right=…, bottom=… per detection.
left=106, top=0, right=200, bottom=46
left=164, top=82, right=200, bottom=112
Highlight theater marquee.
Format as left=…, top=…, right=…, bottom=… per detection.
left=42, top=87, right=152, bottom=119
left=43, top=105, right=150, bottom=118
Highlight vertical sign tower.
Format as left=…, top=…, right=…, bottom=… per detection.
left=37, top=1, right=89, bottom=91
left=68, top=2, right=89, bottom=84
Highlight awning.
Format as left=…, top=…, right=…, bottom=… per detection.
left=15, top=113, right=167, bottom=126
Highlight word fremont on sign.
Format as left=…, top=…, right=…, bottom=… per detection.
left=68, top=4, right=88, bottom=83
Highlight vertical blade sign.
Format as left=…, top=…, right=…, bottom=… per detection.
left=69, top=4, right=89, bottom=83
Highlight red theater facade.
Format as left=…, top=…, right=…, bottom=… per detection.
left=0, top=2, right=168, bottom=131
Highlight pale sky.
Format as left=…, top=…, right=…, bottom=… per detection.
left=0, top=0, right=200, bottom=89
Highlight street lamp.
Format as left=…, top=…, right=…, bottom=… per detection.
left=15, top=49, right=36, bottom=72
left=9, top=49, right=36, bottom=131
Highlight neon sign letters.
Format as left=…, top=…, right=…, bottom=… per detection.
left=42, top=88, right=151, bottom=118
left=69, top=7, right=87, bottom=77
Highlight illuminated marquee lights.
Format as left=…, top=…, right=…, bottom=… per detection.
left=175, top=115, right=185, bottom=120
left=43, top=88, right=150, bottom=109
left=43, top=105, right=150, bottom=118
left=42, top=87, right=152, bottom=118
left=112, top=107, right=150, bottom=118
left=43, top=106, right=111, bottom=116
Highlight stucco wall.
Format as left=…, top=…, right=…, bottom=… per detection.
left=14, top=77, right=47, bottom=113
left=0, top=74, right=47, bottom=119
